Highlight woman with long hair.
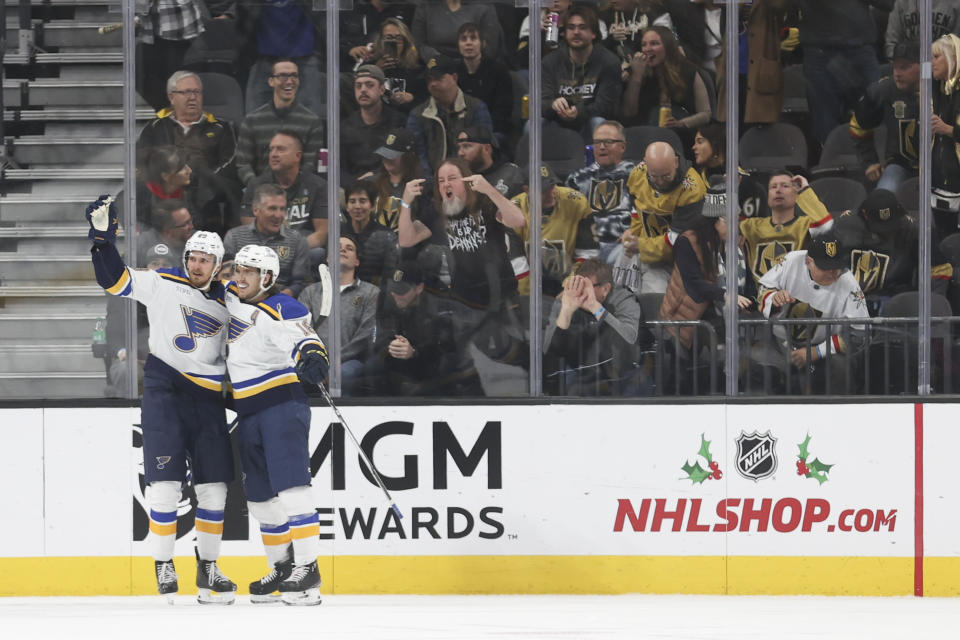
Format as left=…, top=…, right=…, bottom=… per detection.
left=350, top=18, right=426, bottom=112
left=363, top=129, right=425, bottom=231
left=932, top=33, right=960, bottom=242
left=691, top=121, right=725, bottom=184
left=136, top=146, right=194, bottom=227
left=621, top=25, right=711, bottom=145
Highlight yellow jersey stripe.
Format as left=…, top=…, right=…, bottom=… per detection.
left=180, top=372, right=223, bottom=392
left=159, top=273, right=192, bottom=286
left=256, top=302, right=282, bottom=321
left=105, top=268, right=131, bottom=295
left=232, top=373, right=300, bottom=399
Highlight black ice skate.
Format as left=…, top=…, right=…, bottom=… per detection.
left=249, top=557, right=294, bottom=604
left=278, top=560, right=322, bottom=606
left=155, top=560, right=178, bottom=604
left=195, top=558, right=237, bottom=605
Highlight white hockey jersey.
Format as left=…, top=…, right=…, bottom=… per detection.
left=223, top=285, right=326, bottom=414
left=106, top=265, right=228, bottom=393
left=759, top=251, right=868, bottom=355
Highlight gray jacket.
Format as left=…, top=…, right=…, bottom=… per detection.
left=298, top=278, right=379, bottom=362
left=885, top=0, right=960, bottom=60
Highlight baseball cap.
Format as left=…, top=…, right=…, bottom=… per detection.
left=806, top=232, right=849, bottom=271
left=388, top=261, right=424, bottom=294
left=375, top=128, right=415, bottom=160
left=457, top=125, right=499, bottom=149
left=144, top=243, right=174, bottom=268
left=858, top=188, right=905, bottom=231
left=524, top=164, right=560, bottom=191
left=424, top=55, right=458, bottom=77
left=701, top=184, right=728, bottom=219
left=355, top=64, right=386, bottom=84
left=891, top=42, right=920, bottom=61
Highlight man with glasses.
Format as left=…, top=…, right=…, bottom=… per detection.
left=138, top=200, right=196, bottom=262
left=138, top=71, right=239, bottom=234
left=236, top=59, right=324, bottom=187
left=566, top=120, right=635, bottom=263
left=139, top=71, right=236, bottom=178
left=622, top=140, right=707, bottom=294
left=541, top=4, right=622, bottom=135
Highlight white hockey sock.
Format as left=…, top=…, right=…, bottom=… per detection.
left=147, top=481, right=181, bottom=562
left=288, top=512, right=320, bottom=566
left=194, top=508, right=225, bottom=561
left=194, top=483, right=227, bottom=561
left=259, top=523, right=292, bottom=566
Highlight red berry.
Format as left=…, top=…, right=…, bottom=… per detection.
left=709, top=461, right=719, bottom=471
left=713, top=469, right=722, bottom=480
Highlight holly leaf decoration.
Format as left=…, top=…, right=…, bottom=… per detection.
left=697, top=433, right=713, bottom=464
left=805, top=457, right=833, bottom=484
left=797, top=434, right=812, bottom=461
left=682, top=461, right=711, bottom=484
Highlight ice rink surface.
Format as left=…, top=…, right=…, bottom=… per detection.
left=2, top=594, right=957, bottom=639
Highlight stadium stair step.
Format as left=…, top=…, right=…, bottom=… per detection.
left=9, top=137, right=124, bottom=164
left=0, top=312, right=103, bottom=340
left=0, top=195, right=110, bottom=222
left=3, top=107, right=154, bottom=121
left=0, top=342, right=103, bottom=374
left=0, top=371, right=108, bottom=398
left=0, top=253, right=95, bottom=281
left=3, top=79, right=133, bottom=107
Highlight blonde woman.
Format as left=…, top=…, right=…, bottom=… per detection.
left=932, top=34, right=960, bottom=241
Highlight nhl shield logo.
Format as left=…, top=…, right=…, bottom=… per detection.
left=735, top=431, right=778, bottom=481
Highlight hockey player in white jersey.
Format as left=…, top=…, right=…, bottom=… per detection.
left=86, top=196, right=237, bottom=604
left=224, top=244, right=329, bottom=606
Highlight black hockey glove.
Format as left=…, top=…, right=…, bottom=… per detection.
left=296, top=349, right=329, bottom=385
left=85, top=195, right=119, bottom=244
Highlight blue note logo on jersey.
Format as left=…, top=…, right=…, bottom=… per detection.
left=173, top=305, right=224, bottom=352
left=228, top=310, right=258, bottom=343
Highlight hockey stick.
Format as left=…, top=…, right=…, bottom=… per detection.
left=98, top=23, right=122, bottom=35
left=316, top=382, right=403, bottom=520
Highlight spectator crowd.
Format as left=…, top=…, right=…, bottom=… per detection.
left=123, top=0, right=960, bottom=397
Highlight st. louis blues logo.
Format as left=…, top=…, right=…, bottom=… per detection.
left=173, top=305, right=224, bottom=352
left=228, top=311, right=258, bottom=343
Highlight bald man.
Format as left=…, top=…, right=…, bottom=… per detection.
left=621, top=141, right=707, bottom=293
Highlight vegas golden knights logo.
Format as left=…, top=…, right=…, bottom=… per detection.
left=752, top=241, right=793, bottom=279
left=638, top=210, right=670, bottom=237
left=276, top=245, right=290, bottom=259
left=386, top=133, right=396, bottom=145
left=786, top=301, right=823, bottom=345
left=539, top=239, right=569, bottom=280
left=588, top=178, right=624, bottom=213
left=878, top=207, right=891, bottom=221
left=851, top=249, right=888, bottom=293
left=825, top=241, right=837, bottom=258
left=899, top=118, right=919, bottom=162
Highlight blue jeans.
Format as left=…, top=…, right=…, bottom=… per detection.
left=876, top=163, right=913, bottom=194
left=803, top=45, right=880, bottom=144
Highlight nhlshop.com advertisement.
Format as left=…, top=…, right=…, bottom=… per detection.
left=0, top=403, right=950, bottom=596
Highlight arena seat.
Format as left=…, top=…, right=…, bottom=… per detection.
left=738, top=122, right=807, bottom=173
